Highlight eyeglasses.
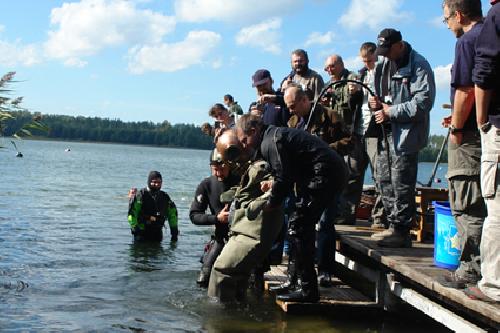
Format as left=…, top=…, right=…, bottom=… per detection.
left=442, top=13, right=455, bottom=24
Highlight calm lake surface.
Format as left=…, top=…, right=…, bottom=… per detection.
left=0, top=140, right=449, bottom=332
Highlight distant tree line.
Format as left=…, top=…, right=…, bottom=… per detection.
left=3, top=110, right=450, bottom=161
left=418, top=134, right=448, bottom=163
left=2, top=111, right=213, bottom=150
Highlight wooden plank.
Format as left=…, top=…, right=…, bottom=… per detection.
left=335, top=224, right=500, bottom=328
left=390, top=280, right=487, bottom=333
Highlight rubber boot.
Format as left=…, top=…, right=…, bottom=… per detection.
left=276, top=281, right=319, bottom=303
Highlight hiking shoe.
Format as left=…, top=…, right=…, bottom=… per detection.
left=377, top=231, right=412, bottom=248
left=464, top=286, right=497, bottom=303
left=437, top=270, right=480, bottom=289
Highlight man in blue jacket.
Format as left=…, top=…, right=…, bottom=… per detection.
left=369, top=28, right=436, bottom=247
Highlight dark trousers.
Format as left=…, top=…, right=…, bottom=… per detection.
left=316, top=192, right=339, bottom=274
left=288, top=189, right=337, bottom=289
left=376, top=134, right=418, bottom=232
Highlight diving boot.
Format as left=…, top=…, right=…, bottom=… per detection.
left=276, top=283, right=319, bottom=303
left=269, top=280, right=298, bottom=295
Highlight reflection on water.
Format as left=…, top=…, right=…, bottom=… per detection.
left=0, top=140, right=450, bottom=332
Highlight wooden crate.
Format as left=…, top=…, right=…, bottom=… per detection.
left=411, top=187, right=449, bottom=242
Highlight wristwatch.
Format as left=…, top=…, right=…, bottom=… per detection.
left=449, top=124, right=464, bottom=134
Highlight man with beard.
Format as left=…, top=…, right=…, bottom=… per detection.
left=128, top=171, right=179, bottom=242
left=281, top=49, right=324, bottom=102
left=190, top=149, right=241, bottom=288
left=232, top=114, right=347, bottom=302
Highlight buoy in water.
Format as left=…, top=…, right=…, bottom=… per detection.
left=65, top=148, right=71, bottom=152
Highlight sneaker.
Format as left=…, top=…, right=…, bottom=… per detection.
left=377, top=231, right=412, bottom=248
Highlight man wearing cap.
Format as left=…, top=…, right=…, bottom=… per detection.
left=251, top=69, right=289, bottom=127
left=369, top=28, right=436, bottom=247
left=128, top=171, right=179, bottom=242
left=440, top=0, right=486, bottom=288
left=189, top=149, right=241, bottom=288
left=281, top=49, right=325, bottom=102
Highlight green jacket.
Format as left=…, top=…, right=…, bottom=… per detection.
left=128, top=188, right=178, bottom=233
left=325, top=69, right=363, bottom=133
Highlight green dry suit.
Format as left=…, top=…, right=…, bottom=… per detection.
left=128, top=188, right=178, bottom=242
left=207, top=160, right=284, bottom=302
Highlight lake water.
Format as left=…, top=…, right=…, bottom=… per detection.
left=0, top=140, right=449, bottom=332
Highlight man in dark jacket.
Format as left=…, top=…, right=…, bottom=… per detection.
left=189, top=149, right=240, bottom=287
left=250, top=69, right=290, bottom=127
left=128, top=171, right=178, bottom=242
left=231, top=114, right=348, bottom=302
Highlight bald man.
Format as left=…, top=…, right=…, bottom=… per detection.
left=323, top=54, right=366, bottom=226
left=208, top=129, right=284, bottom=302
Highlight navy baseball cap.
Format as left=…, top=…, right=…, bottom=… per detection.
left=252, top=69, right=271, bottom=87
left=376, top=28, right=402, bottom=56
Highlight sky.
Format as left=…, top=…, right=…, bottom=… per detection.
left=0, top=0, right=494, bottom=135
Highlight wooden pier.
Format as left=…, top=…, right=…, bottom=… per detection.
left=264, top=222, right=500, bottom=332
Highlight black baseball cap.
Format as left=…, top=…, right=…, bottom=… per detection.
left=252, top=69, right=271, bottom=87
left=375, top=28, right=402, bottom=56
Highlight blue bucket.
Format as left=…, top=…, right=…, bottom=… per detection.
left=433, top=201, right=460, bottom=270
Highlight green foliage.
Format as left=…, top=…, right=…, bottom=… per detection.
left=0, top=72, right=48, bottom=143
left=3, top=111, right=213, bottom=150
left=418, top=134, right=448, bottom=163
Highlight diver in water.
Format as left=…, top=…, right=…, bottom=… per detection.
left=128, top=171, right=179, bottom=242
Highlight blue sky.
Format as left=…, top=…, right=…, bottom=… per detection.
left=0, top=0, right=493, bottom=135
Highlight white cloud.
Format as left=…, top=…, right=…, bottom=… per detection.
left=127, top=30, right=221, bottom=74
left=44, top=0, right=175, bottom=65
left=343, top=55, right=363, bottom=71
left=235, top=18, right=282, bottom=55
left=430, top=15, right=446, bottom=29
left=211, top=58, right=223, bottom=69
left=0, top=40, right=41, bottom=67
left=434, top=63, right=452, bottom=91
left=304, top=31, right=334, bottom=47
left=174, top=0, right=301, bottom=23
left=339, top=0, right=411, bottom=31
